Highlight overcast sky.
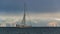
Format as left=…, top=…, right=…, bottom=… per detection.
left=0, top=0, right=60, bottom=27
left=0, top=0, right=60, bottom=15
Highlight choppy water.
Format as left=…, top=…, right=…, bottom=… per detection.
left=0, top=27, right=60, bottom=34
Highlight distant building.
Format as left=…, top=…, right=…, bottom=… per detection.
left=6, top=23, right=16, bottom=27
left=48, top=21, right=57, bottom=27
left=0, top=23, right=6, bottom=27
left=6, top=23, right=11, bottom=27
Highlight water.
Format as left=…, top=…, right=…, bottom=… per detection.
left=0, top=27, right=60, bottom=34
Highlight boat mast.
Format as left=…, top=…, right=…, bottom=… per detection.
left=16, top=2, right=26, bottom=27
left=21, top=2, right=26, bottom=27
left=16, top=1, right=32, bottom=27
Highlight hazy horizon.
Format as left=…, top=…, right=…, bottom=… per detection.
left=0, top=0, right=60, bottom=27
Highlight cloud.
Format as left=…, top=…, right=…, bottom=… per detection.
left=0, top=12, right=60, bottom=27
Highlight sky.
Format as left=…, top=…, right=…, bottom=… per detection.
left=0, top=0, right=60, bottom=15
left=0, top=0, right=60, bottom=27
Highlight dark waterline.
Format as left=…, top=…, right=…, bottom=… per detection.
left=0, top=27, right=60, bottom=34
